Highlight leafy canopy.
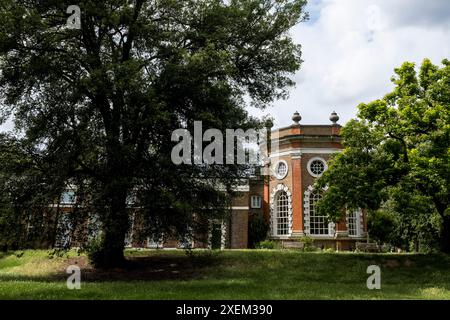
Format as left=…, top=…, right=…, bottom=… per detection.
left=316, top=58, right=450, bottom=251
left=0, top=0, right=307, bottom=264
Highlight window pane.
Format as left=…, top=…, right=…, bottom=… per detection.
left=61, top=191, right=75, bottom=204
left=276, top=192, right=289, bottom=235
left=309, top=191, right=328, bottom=235
left=251, top=196, right=261, bottom=208
left=277, top=162, right=287, bottom=177
left=348, top=211, right=358, bottom=236
left=310, top=160, right=325, bottom=175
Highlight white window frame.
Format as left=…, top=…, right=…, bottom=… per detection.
left=124, top=213, right=135, bottom=248
left=304, top=185, right=335, bottom=237
left=274, top=160, right=289, bottom=180
left=308, top=191, right=329, bottom=235
left=60, top=189, right=76, bottom=205
left=275, top=192, right=290, bottom=236
left=147, top=235, right=164, bottom=249
left=269, top=184, right=293, bottom=238
left=208, top=220, right=227, bottom=250
left=251, top=195, right=262, bottom=209
left=307, top=157, right=328, bottom=178
left=346, top=209, right=363, bottom=237
left=54, top=213, right=73, bottom=248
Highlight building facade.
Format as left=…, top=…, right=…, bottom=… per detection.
left=206, top=111, right=367, bottom=250
left=263, top=112, right=366, bottom=250
left=40, top=112, right=366, bottom=251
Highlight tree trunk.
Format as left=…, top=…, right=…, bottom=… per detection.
left=91, top=127, right=132, bottom=268
left=95, top=184, right=129, bottom=268
left=441, top=216, right=450, bottom=254
left=414, top=239, right=419, bottom=253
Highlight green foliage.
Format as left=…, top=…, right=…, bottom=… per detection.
left=298, top=235, right=315, bottom=251
left=317, top=58, right=450, bottom=252
left=46, top=249, right=68, bottom=259
left=367, top=208, right=396, bottom=245
left=248, top=212, right=269, bottom=248
left=257, top=240, right=278, bottom=249
left=86, top=235, right=107, bottom=269
left=387, top=186, right=441, bottom=252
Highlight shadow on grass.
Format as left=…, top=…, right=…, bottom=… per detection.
left=0, top=251, right=222, bottom=283
left=1, top=250, right=450, bottom=284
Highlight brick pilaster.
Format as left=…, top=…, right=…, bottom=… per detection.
left=263, top=179, right=270, bottom=221
left=291, top=154, right=304, bottom=235
left=334, top=218, right=348, bottom=238
left=331, top=125, right=341, bottom=136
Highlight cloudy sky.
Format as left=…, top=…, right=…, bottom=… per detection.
left=248, top=0, right=450, bottom=127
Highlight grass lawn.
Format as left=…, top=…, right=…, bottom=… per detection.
left=0, top=249, right=449, bottom=299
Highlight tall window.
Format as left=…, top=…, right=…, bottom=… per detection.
left=309, top=191, right=328, bottom=235
left=347, top=211, right=358, bottom=236
left=276, top=192, right=289, bottom=235
left=251, top=195, right=262, bottom=209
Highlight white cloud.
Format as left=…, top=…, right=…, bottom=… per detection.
left=259, top=0, right=450, bottom=127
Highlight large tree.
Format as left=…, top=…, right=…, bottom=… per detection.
left=316, top=58, right=450, bottom=252
left=0, top=0, right=306, bottom=266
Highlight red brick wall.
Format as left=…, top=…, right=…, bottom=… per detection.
left=230, top=210, right=248, bottom=249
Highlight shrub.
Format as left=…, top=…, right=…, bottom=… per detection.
left=298, top=235, right=315, bottom=251
left=248, top=212, right=269, bottom=248
left=257, top=240, right=278, bottom=249
left=367, top=209, right=396, bottom=245
left=86, top=235, right=106, bottom=268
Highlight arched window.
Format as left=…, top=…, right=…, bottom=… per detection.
left=309, top=190, right=328, bottom=235
left=275, top=191, right=289, bottom=235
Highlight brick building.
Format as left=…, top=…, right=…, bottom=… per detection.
left=49, top=111, right=366, bottom=251
left=223, top=111, right=367, bottom=250
left=176, top=111, right=367, bottom=251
